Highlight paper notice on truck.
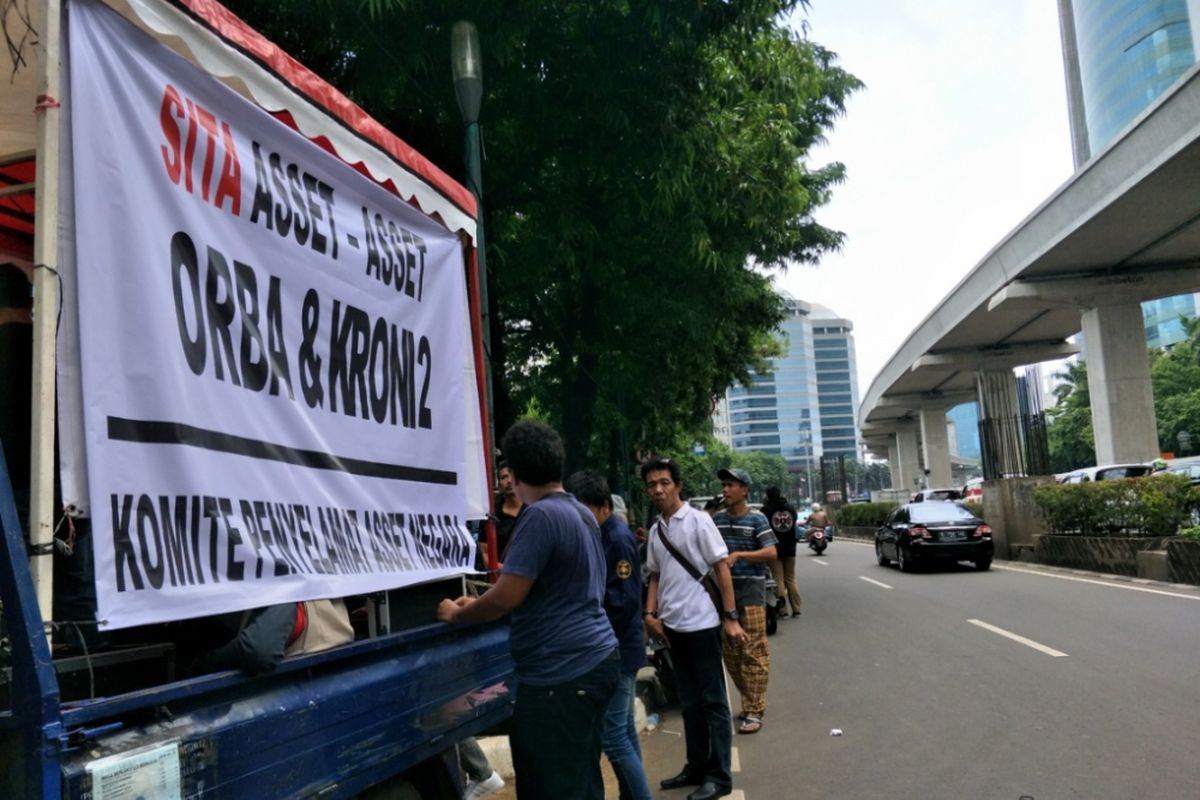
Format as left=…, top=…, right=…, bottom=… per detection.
left=87, top=742, right=182, bottom=800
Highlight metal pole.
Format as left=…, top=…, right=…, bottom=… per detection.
left=30, top=0, right=63, bottom=628
left=464, top=121, right=496, bottom=472
left=463, top=121, right=502, bottom=573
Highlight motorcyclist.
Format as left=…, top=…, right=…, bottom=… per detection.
left=806, top=503, right=832, bottom=543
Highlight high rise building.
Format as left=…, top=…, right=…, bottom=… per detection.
left=723, top=293, right=859, bottom=470
left=1058, top=0, right=1200, bottom=350
left=810, top=305, right=861, bottom=460
left=946, top=403, right=981, bottom=460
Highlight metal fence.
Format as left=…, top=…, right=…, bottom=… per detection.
left=978, top=412, right=1051, bottom=480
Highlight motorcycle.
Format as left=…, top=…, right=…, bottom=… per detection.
left=806, top=525, right=831, bottom=555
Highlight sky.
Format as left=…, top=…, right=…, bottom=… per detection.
left=777, top=1, right=1076, bottom=398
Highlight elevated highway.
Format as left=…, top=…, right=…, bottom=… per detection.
left=858, top=61, right=1200, bottom=492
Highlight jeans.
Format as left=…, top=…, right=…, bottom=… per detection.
left=510, top=651, right=619, bottom=800
left=597, top=669, right=652, bottom=800
left=664, top=625, right=732, bottom=791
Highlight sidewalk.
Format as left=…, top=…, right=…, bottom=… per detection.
left=479, top=706, right=687, bottom=799
left=474, top=665, right=678, bottom=798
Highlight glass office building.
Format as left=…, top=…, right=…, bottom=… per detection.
left=1059, top=0, right=1197, bottom=163
left=810, top=306, right=861, bottom=460
left=1059, top=0, right=1200, bottom=349
left=724, top=294, right=860, bottom=469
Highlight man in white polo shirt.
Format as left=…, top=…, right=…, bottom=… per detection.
left=641, top=457, right=746, bottom=800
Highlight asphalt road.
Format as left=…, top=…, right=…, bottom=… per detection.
left=639, top=541, right=1200, bottom=800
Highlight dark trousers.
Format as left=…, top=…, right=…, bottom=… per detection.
left=510, top=650, right=619, bottom=800
left=664, top=625, right=733, bottom=790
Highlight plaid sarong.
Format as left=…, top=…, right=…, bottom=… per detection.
left=722, top=604, right=769, bottom=717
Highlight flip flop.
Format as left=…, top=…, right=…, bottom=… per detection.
left=738, top=716, right=763, bottom=734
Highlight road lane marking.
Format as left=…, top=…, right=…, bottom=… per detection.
left=730, top=791, right=746, bottom=800
left=995, top=563, right=1200, bottom=601
left=731, top=746, right=740, bottom=772
left=858, top=576, right=893, bottom=589
left=813, top=558, right=830, bottom=566
left=967, top=619, right=1069, bottom=657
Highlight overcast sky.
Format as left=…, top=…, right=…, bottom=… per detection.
left=777, top=1, right=1076, bottom=397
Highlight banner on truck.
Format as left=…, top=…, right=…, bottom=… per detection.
left=65, top=0, right=484, bottom=628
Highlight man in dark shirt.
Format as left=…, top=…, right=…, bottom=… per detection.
left=761, top=486, right=801, bottom=617
left=493, top=462, right=523, bottom=557
left=565, top=469, right=652, bottom=800
left=438, top=421, right=618, bottom=800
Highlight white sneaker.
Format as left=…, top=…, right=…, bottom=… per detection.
left=465, top=770, right=505, bottom=800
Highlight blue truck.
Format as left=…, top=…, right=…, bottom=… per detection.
left=0, top=0, right=510, bottom=796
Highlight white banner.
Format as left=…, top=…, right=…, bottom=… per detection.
left=66, top=0, right=483, bottom=628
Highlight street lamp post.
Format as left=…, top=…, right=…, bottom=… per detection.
left=452, top=21, right=499, bottom=570
left=451, top=21, right=491, bottom=428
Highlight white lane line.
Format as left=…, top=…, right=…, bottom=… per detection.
left=858, top=576, right=893, bottom=589
left=967, top=619, right=1069, bottom=658
left=995, top=563, right=1200, bottom=601
left=812, top=558, right=830, bottom=566
left=731, top=746, right=740, bottom=773
left=730, top=791, right=746, bottom=800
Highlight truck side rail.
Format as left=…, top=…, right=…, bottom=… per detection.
left=0, top=445, right=63, bottom=798
left=1, top=447, right=514, bottom=799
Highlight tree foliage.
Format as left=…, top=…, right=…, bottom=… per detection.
left=221, top=0, right=860, bottom=480
left=1047, top=360, right=1095, bottom=472
left=1047, top=316, right=1200, bottom=469
left=1151, top=317, right=1200, bottom=457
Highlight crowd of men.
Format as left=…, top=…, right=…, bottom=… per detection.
left=439, top=419, right=812, bottom=800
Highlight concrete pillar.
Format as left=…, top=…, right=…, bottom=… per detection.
left=887, top=442, right=901, bottom=490
left=976, top=370, right=1023, bottom=477
left=919, top=407, right=952, bottom=489
left=1081, top=304, right=1160, bottom=464
left=895, top=429, right=921, bottom=494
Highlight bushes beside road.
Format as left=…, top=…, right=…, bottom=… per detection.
left=1033, top=474, right=1199, bottom=537
left=832, top=502, right=896, bottom=529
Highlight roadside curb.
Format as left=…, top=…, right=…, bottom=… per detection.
left=992, top=560, right=1200, bottom=593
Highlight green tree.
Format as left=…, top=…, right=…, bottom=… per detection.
left=1046, top=360, right=1094, bottom=472
left=221, top=0, right=860, bottom=477
left=1152, top=317, right=1200, bottom=456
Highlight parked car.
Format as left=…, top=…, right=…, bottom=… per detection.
left=1057, top=463, right=1153, bottom=484
left=911, top=487, right=963, bottom=502
left=875, top=501, right=993, bottom=572
left=1167, top=463, right=1200, bottom=485
left=962, top=477, right=983, bottom=502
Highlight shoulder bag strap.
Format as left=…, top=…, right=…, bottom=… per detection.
left=655, top=519, right=706, bottom=581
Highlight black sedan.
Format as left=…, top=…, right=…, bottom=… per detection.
left=875, top=501, right=993, bottom=572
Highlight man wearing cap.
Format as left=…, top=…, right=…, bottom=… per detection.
left=712, top=468, right=776, bottom=734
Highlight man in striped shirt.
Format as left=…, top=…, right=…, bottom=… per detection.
left=711, top=468, right=776, bottom=734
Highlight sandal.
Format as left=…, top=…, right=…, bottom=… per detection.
left=738, top=716, right=763, bottom=734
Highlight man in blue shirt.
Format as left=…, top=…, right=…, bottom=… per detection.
left=564, top=469, right=652, bottom=800
left=437, top=421, right=618, bottom=799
